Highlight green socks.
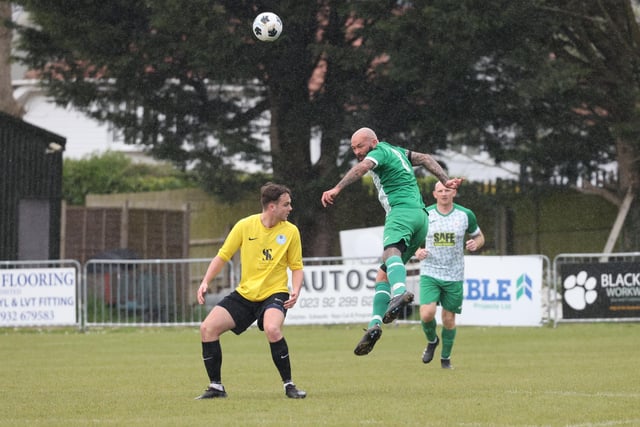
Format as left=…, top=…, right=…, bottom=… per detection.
left=421, top=322, right=457, bottom=359
left=421, top=319, right=437, bottom=342
left=368, top=282, right=390, bottom=327
left=385, top=255, right=406, bottom=296
left=441, top=327, right=457, bottom=359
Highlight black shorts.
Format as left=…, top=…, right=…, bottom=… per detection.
left=217, top=291, right=289, bottom=334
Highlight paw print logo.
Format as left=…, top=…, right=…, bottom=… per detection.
left=563, top=271, right=598, bottom=310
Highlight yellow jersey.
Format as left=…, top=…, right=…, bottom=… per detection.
left=217, top=214, right=303, bottom=302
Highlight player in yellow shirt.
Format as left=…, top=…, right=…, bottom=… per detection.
left=195, top=182, right=306, bottom=399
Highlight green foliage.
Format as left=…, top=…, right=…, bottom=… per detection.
left=62, top=151, right=196, bottom=205
left=365, top=0, right=618, bottom=183
left=1, top=324, right=638, bottom=426
left=13, top=0, right=267, bottom=179
left=11, top=1, right=640, bottom=253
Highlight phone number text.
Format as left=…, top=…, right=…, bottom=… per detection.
left=0, top=310, right=56, bottom=323
left=297, top=296, right=374, bottom=309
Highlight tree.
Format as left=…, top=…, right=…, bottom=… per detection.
left=12, top=0, right=639, bottom=255
left=534, top=0, right=640, bottom=251
left=367, top=0, right=638, bottom=251
left=12, top=0, right=410, bottom=256
left=0, top=1, right=23, bottom=116
left=493, top=0, right=640, bottom=251
left=364, top=1, right=614, bottom=176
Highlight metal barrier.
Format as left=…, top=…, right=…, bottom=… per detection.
left=82, top=254, right=553, bottom=328
left=83, top=258, right=235, bottom=328
left=0, top=259, right=82, bottom=329
left=552, top=252, right=640, bottom=327
left=9, top=252, right=620, bottom=329
left=539, top=255, right=554, bottom=324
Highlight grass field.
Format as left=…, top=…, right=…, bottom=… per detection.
left=1, top=322, right=638, bottom=427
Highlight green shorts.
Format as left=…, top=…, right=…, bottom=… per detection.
left=383, top=207, right=428, bottom=264
left=419, top=275, right=463, bottom=314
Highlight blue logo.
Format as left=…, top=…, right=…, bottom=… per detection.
left=465, top=273, right=533, bottom=301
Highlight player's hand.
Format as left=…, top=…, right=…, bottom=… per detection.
left=465, top=239, right=479, bottom=252
left=415, top=248, right=428, bottom=260
left=445, top=177, right=464, bottom=189
left=196, top=282, right=208, bottom=305
left=284, top=291, right=299, bottom=309
left=321, top=188, right=340, bottom=207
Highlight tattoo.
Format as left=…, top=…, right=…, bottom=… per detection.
left=411, top=152, right=449, bottom=183
left=336, top=161, right=373, bottom=190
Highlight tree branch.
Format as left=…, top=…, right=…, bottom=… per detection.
left=573, top=180, right=621, bottom=206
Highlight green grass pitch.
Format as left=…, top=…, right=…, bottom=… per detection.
left=1, top=323, right=638, bottom=427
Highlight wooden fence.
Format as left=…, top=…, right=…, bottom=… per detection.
left=61, top=204, right=189, bottom=263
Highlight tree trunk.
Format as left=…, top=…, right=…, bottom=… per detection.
left=268, top=74, right=340, bottom=257
left=615, top=136, right=640, bottom=251
left=0, top=1, right=24, bottom=117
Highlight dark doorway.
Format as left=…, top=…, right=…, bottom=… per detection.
left=18, top=199, right=51, bottom=260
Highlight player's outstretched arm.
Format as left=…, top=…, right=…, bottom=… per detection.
left=321, top=160, right=374, bottom=207
left=409, top=151, right=463, bottom=189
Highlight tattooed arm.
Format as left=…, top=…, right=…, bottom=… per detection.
left=321, top=159, right=374, bottom=207
left=409, top=151, right=463, bottom=189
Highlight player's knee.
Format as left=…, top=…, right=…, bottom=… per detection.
left=420, top=304, right=437, bottom=322
left=200, top=320, right=218, bottom=340
left=383, top=240, right=407, bottom=257
left=443, top=320, right=456, bottom=329
left=442, top=311, right=456, bottom=329
left=262, top=323, right=282, bottom=341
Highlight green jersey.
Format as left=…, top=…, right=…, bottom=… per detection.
left=364, top=141, right=425, bottom=214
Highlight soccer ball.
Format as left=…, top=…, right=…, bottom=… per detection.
left=252, top=12, right=283, bottom=42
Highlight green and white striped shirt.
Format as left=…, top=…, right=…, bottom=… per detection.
left=420, top=203, right=481, bottom=281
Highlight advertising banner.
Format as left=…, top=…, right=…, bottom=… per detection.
left=0, top=268, right=77, bottom=326
left=456, top=256, right=543, bottom=326
left=560, top=262, right=640, bottom=319
left=287, top=263, right=378, bottom=325
left=288, top=256, right=543, bottom=326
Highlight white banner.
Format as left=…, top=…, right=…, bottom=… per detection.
left=0, top=268, right=77, bottom=326
left=288, top=256, right=543, bottom=327
left=455, top=255, right=543, bottom=326
left=287, top=263, right=379, bottom=324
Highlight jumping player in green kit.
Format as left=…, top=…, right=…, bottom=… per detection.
left=321, top=127, right=462, bottom=355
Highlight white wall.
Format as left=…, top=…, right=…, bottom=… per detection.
left=14, top=82, right=143, bottom=159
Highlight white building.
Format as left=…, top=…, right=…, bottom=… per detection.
left=13, top=80, right=147, bottom=160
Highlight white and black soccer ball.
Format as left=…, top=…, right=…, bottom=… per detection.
left=252, top=12, right=283, bottom=42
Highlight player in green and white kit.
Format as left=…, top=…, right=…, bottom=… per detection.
left=321, top=127, right=462, bottom=355
left=415, top=181, right=484, bottom=368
